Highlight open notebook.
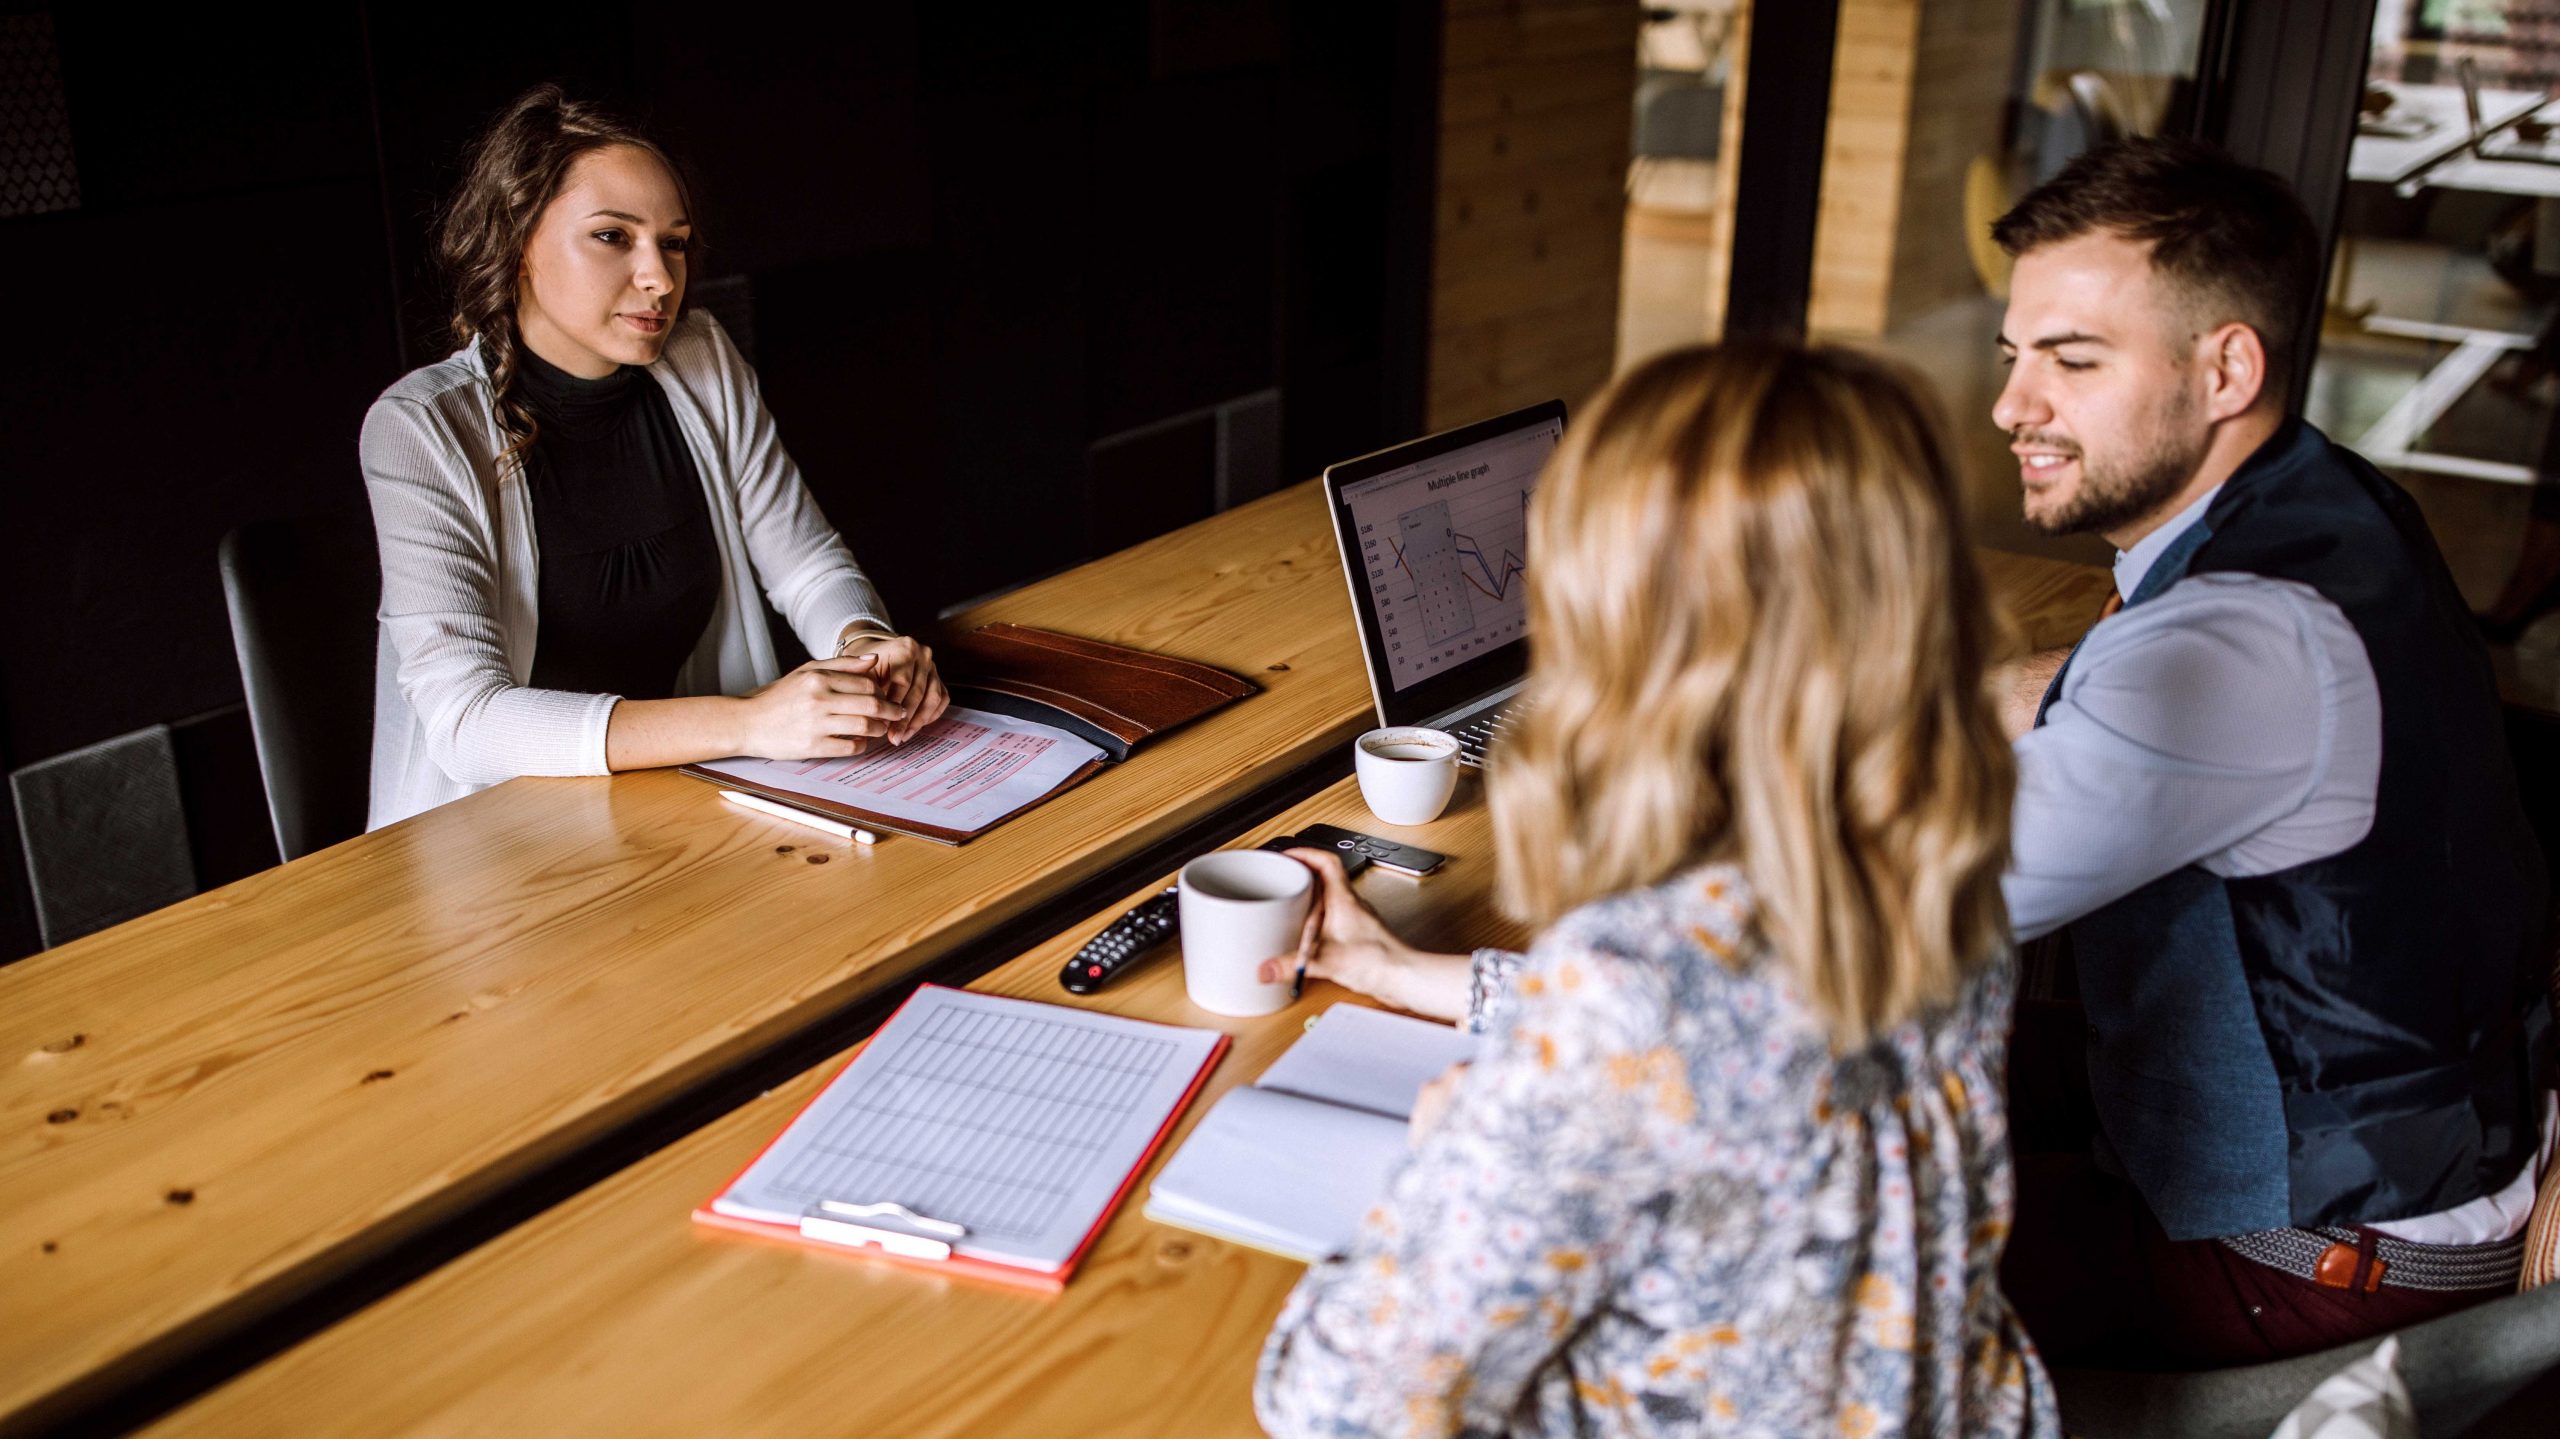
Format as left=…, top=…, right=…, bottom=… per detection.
left=1144, top=1004, right=1477, bottom=1262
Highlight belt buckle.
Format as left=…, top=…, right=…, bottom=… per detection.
left=2313, top=1239, right=2386, bottom=1292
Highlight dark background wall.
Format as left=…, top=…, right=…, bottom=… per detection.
left=0, top=2, right=1438, bottom=961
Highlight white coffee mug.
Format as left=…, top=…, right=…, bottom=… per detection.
left=1177, top=850, right=1313, bottom=1017
left=1354, top=726, right=1460, bottom=826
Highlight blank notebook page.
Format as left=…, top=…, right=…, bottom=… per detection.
left=1254, top=1004, right=1478, bottom=1118
left=711, top=986, right=1222, bottom=1273
left=1145, top=1003, right=1478, bottom=1261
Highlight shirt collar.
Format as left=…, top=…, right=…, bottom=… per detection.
left=2113, top=484, right=2222, bottom=602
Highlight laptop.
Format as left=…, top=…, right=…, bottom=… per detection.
left=2460, top=56, right=2560, bottom=165
left=1322, top=400, right=1566, bottom=768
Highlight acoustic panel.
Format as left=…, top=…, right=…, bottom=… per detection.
left=0, top=11, right=79, bottom=217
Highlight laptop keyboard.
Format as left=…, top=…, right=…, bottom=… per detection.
left=1449, top=699, right=1523, bottom=768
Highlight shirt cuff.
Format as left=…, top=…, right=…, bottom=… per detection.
left=584, top=693, right=621, bottom=775
left=1464, top=948, right=1528, bottom=1034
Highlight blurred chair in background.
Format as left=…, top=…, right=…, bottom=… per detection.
left=219, top=514, right=380, bottom=861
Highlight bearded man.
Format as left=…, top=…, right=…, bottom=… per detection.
left=1983, top=138, right=2553, bottom=1368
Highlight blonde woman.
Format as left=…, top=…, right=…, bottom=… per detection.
left=1254, top=344, right=2058, bottom=1437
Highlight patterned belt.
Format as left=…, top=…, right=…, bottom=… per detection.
left=2219, top=1225, right=2526, bottom=1294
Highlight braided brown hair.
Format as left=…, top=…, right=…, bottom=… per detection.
left=435, top=84, right=697, bottom=463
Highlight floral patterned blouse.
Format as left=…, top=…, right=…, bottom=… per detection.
left=1253, top=863, right=2059, bottom=1438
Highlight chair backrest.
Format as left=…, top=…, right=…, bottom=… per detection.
left=217, top=514, right=380, bottom=861
left=8, top=726, right=194, bottom=948
left=1962, top=154, right=2014, bottom=300
left=1632, top=70, right=1724, bottom=163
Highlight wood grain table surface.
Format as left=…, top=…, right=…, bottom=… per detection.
left=143, top=553, right=2108, bottom=1439
left=0, top=481, right=1385, bottom=1433
left=4, top=457, right=2107, bottom=1435
left=146, top=776, right=1522, bottom=1439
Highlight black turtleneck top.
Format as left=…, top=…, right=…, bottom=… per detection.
left=514, top=345, right=721, bottom=701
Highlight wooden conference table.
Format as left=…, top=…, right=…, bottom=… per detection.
left=0, top=482, right=1381, bottom=1433
left=0, top=472, right=2109, bottom=1434
left=145, top=775, right=1520, bottom=1438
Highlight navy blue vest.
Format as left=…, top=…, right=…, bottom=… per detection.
left=2038, top=422, right=2551, bottom=1240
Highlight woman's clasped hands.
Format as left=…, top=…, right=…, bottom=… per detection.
left=733, top=635, right=950, bottom=761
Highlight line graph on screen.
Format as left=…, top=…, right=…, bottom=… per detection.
left=1344, top=417, right=1558, bottom=693
left=1381, top=488, right=1528, bottom=648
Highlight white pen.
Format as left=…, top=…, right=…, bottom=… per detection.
left=720, top=789, right=880, bottom=845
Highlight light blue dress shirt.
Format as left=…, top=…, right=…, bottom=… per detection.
left=2005, top=485, right=2380, bottom=945
left=2000, top=489, right=2560, bottom=1243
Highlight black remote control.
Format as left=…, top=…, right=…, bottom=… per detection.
left=1058, top=886, right=1179, bottom=994
left=1057, top=836, right=1370, bottom=995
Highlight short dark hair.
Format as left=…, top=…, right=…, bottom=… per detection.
left=1992, top=137, right=2320, bottom=394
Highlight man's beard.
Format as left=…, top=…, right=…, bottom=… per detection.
left=2019, top=393, right=2206, bottom=538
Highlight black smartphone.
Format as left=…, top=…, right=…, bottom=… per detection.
left=1261, top=833, right=1372, bottom=878
left=1288, top=823, right=1449, bottom=877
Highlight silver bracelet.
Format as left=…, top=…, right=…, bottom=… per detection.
left=834, top=625, right=895, bottom=657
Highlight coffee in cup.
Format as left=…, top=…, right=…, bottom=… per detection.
left=1354, top=726, right=1460, bottom=826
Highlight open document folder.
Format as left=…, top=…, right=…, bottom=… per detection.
left=684, top=624, right=1258, bottom=844
left=688, top=706, right=1107, bottom=844
left=695, top=986, right=1227, bottom=1292
left=1145, top=1004, right=1478, bottom=1262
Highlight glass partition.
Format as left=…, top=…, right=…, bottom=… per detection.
left=1617, top=0, right=1750, bottom=364
left=1804, top=0, right=2213, bottom=569
left=2317, top=1, right=2560, bottom=705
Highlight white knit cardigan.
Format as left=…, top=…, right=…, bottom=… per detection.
left=360, top=311, right=890, bottom=830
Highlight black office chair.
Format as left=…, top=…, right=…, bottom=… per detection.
left=218, top=513, right=380, bottom=860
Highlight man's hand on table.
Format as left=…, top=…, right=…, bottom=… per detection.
left=1993, top=645, right=2072, bottom=740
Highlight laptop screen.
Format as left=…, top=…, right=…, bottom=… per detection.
left=1324, top=401, right=1565, bottom=726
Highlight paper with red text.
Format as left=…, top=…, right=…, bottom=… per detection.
left=696, top=706, right=1105, bottom=834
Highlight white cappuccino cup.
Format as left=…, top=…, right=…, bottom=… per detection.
left=1353, top=726, right=1460, bottom=826
left=1176, top=849, right=1314, bottom=1017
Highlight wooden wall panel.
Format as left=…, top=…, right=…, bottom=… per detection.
left=1429, top=0, right=1641, bottom=432
left=1809, top=0, right=2020, bottom=338
left=1808, top=0, right=1922, bottom=336
left=1890, top=0, right=2019, bottom=323
left=1701, top=1, right=1752, bottom=344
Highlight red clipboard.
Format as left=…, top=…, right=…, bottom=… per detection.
left=690, top=984, right=1229, bottom=1294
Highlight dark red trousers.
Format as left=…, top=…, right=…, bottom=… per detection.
left=2001, top=1000, right=2499, bottom=1370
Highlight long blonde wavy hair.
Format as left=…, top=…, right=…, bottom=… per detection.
left=1489, top=342, right=2014, bottom=1047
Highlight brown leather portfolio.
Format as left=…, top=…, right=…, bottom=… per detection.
left=936, top=622, right=1257, bottom=763
left=682, top=625, right=1255, bottom=844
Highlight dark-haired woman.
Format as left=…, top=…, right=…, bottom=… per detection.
left=361, top=86, right=944, bottom=828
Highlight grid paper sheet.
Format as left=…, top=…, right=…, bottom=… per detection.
left=712, top=986, right=1223, bottom=1272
